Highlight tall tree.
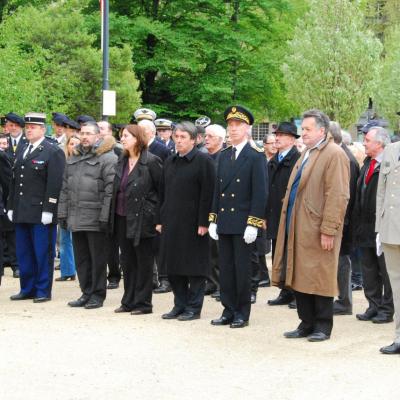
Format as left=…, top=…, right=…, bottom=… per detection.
left=0, top=0, right=141, bottom=121
left=375, top=26, right=400, bottom=127
left=282, top=0, right=382, bottom=128
left=84, top=0, right=307, bottom=123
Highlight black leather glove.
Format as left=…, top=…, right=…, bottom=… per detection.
left=58, top=219, right=68, bottom=230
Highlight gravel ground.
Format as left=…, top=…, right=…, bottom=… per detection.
left=0, top=266, right=398, bottom=400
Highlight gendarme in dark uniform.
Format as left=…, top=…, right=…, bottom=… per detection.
left=7, top=112, right=66, bottom=302
left=209, top=105, right=268, bottom=328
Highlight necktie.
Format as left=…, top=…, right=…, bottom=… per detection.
left=278, top=153, right=284, bottom=162
left=231, top=146, right=237, bottom=162
left=12, top=139, right=17, bottom=152
left=24, top=144, right=33, bottom=159
left=365, top=159, right=377, bottom=185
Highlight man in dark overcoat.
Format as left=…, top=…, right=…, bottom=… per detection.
left=209, top=105, right=268, bottom=328
left=157, top=121, right=215, bottom=321
left=266, top=122, right=301, bottom=307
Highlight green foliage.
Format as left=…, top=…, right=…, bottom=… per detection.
left=0, top=0, right=141, bottom=121
left=83, top=0, right=307, bottom=123
left=283, top=0, right=382, bottom=128
left=375, top=26, right=400, bottom=127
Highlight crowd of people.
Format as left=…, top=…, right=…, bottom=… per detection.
left=0, top=106, right=399, bottom=355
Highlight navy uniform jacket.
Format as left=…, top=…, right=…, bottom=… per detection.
left=8, top=138, right=66, bottom=224
left=6, top=134, right=29, bottom=162
left=209, top=142, right=268, bottom=234
left=149, top=139, right=170, bottom=162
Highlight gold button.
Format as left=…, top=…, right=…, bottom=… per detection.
left=222, top=193, right=225, bottom=197
left=231, top=208, right=235, bottom=212
left=221, top=208, right=224, bottom=211
left=231, top=194, right=235, bottom=197
left=236, top=179, right=240, bottom=182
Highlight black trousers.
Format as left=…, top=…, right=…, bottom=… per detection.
left=3, top=230, right=18, bottom=270
left=219, top=234, right=252, bottom=321
left=207, top=238, right=220, bottom=290
left=107, top=232, right=121, bottom=283
left=72, top=231, right=107, bottom=302
left=360, top=247, right=394, bottom=317
left=116, top=216, right=154, bottom=311
left=295, top=291, right=334, bottom=335
left=168, top=275, right=206, bottom=314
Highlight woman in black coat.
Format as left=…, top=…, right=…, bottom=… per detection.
left=111, top=124, right=162, bottom=314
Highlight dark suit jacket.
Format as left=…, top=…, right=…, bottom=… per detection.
left=8, top=139, right=66, bottom=224
left=210, top=143, right=268, bottom=234
left=6, top=134, right=28, bottom=161
left=149, top=139, right=170, bottom=162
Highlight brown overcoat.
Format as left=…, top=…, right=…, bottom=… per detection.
left=272, top=134, right=350, bottom=297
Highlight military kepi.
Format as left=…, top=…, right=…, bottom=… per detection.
left=224, top=105, right=254, bottom=125
left=24, top=112, right=46, bottom=125
left=5, top=112, right=25, bottom=127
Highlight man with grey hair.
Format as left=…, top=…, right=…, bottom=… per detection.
left=329, top=121, right=360, bottom=315
left=263, top=133, right=277, bottom=161
left=204, top=124, right=226, bottom=297
left=157, top=121, right=215, bottom=321
left=353, top=126, right=394, bottom=323
left=376, top=140, right=400, bottom=354
left=138, top=119, right=169, bottom=162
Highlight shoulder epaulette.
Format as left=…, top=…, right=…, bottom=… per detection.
left=250, top=143, right=264, bottom=153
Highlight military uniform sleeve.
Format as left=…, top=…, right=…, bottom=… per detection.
left=43, top=147, right=66, bottom=215
left=375, top=148, right=388, bottom=233
left=99, top=153, right=118, bottom=223
left=198, top=155, right=216, bottom=227
left=247, top=151, right=268, bottom=228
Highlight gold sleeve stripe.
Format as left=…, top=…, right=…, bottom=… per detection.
left=247, top=216, right=264, bottom=228
left=209, top=213, right=217, bottom=223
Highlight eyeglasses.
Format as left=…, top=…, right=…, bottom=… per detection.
left=264, top=142, right=276, bottom=145
left=80, top=132, right=97, bottom=136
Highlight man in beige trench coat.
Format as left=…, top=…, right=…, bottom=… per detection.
left=376, top=141, right=400, bottom=354
left=272, top=109, right=350, bottom=342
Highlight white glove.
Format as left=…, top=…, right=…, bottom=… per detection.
left=7, top=210, right=13, bottom=222
left=209, top=222, right=219, bottom=241
left=41, top=212, right=53, bottom=225
left=243, top=226, right=258, bottom=244
left=376, top=233, right=383, bottom=257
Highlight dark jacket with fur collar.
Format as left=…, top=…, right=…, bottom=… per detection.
left=58, top=136, right=118, bottom=232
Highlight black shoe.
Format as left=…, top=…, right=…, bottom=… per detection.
left=107, top=281, right=119, bottom=290
left=154, top=281, right=172, bottom=294
left=333, top=304, right=352, bottom=315
left=177, top=311, right=200, bottom=321
left=372, top=314, right=393, bottom=324
left=267, top=291, right=294, bottom=306
left=84, top=299, right=103, bottom=309
left=12, top=269, right=20, bottom=278
left=356, top=310, right=377, bottom=321
left=251, top=293, right=257, bottom=304
left=33, top=297, right=51, bottom=303
left=162, top=309, right=184, bottom=319
left=307, top=332, right=330, bottom=342
left=258, top=279, right=271, bottom=287
left=131, top=309, right=153, bottom=315
left=68, top=295, right=89, bottom=307
left=55, top=275, right=76, bottom=281
left=351, top=283, right=363, bottom=291
left=10, top=293, right=34, bottom=300
left=211, top=316, right=233, bottom=326
left=284, top=328, right=311, bottom=338
left=288, top=299, right=297, bottom=309
left=211, top=290, right=220, bottom=299
left=114, top=305, right=131, bottom=313
left=380, top=342, right=400, bottom=354
left=230, top=319, right=249, bottom=328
